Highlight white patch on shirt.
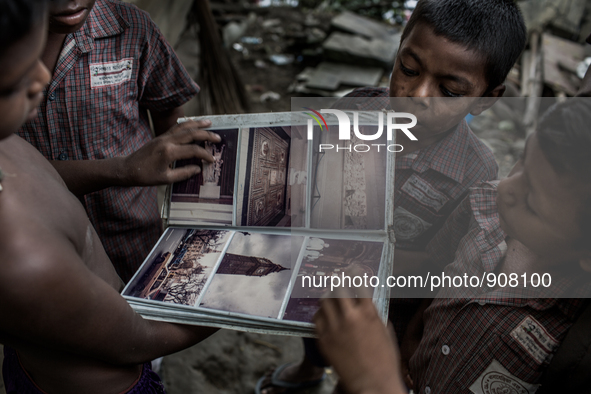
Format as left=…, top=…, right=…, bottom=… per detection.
left=401, top=174, right=449, bottom=211
left=89, top=58, right=134, bottom=88
left=469, top=359, right=540, bottom=394
left=510, top=316, right=559, bottom=364
left=393, top=207, right=432, bottom=240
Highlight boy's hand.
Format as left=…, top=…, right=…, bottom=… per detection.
left=314, top=288, right=407, bottom=394
left=122, top=120, right=221, bottom=186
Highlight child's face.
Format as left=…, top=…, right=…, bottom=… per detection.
left=389, top=22, right=503, bottom=140
left=0, top=22, right=50, bottom=140
left=497, top=133, right=591, bottom=268
left=48, top=0, right=97, bottom=34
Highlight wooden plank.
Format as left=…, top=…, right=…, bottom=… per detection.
left=543, top=33, right=586, bottom=96
left=331, top=11, right=399, bottom=40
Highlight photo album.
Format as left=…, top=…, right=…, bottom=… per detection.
left=122, top=111, right=396, bottom=337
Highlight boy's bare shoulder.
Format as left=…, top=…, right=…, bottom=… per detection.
left=0, top=136, right=90, bottom=293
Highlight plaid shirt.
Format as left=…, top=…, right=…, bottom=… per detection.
left=411, top=182, right=590, bottom=393
left=342, top=87, right=498, bottom=250
left=17, top=0, right=199, bottom=282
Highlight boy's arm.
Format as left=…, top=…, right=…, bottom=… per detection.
left=0, top=230, right=216, bottom=365
left=50, top=120, right=220, bottom=196
left=314, top=295, right=407, bottom=394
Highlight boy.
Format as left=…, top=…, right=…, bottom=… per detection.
left=315, top=100, right=591, bottom=393
left=0, top=0, right=220, bottom=392
left=18, top=0, right=206, bottom=282
left=256, top=1, right=526, bottom=392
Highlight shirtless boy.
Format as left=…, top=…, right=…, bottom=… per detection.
left=0, top=1, right=219, bottom=392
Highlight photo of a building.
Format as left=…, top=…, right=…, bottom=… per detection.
left=199, top=232, right=304, bottom=318
left=283, top=237, right=384, bottom=323
left=310, top=126, right=388, bottom=230
left=237, top=126, right=298, bottom=227
left=125, top=228, right=231, bottom=306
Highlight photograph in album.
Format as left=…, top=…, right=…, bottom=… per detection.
left=199, top=232, right=305, bottom=318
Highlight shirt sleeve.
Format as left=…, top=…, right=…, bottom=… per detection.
left=425, top=194, right=472, bottom=268
left=136, top=15, right=199, bottom=112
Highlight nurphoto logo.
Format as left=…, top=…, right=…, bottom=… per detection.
left=304, top=108, right=418, bottom=153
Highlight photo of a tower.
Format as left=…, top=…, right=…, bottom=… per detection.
left=200, top=232, right=304, bottom=318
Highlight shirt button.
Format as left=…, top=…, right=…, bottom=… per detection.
left=58, top=152, right=68, bottom=161
left=478, top=300, right=486, bottom=306
left=425, top=386, right=431, bottom=394
left=48, top=93, right=56, bottom=101
left=442, top=345, right=450, bottom=355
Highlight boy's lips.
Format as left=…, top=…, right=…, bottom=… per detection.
left=52, top=8, right=88, bottom=26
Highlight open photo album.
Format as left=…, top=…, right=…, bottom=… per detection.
left=122, top=111, right=396, bottom=337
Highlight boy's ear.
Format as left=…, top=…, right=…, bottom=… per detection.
left=469, top=84, right=506, bottom=116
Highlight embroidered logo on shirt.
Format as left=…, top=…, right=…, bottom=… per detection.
left=393, top=207, right=432, bottom=240
left=510, top=316, right=559, bottom=364
left=401, top=174, right=449, bottom=211
left=469, top=359, right=540, bottom=394
left=89, top=58, right=133, bottom=88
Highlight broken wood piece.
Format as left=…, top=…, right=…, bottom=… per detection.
left=331, top=11, right=399, bottom=40
left=524, top=32, right=544, bottom=137
left=323, top=31, right=400, bottom=69
left=304, top=62, right=383, bottom=91
left=543, top=33, right=585, bottom=96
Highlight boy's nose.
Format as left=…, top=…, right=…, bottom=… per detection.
left=408, top=80, right=432, bottom=106
left=29, top=60, right=51, bottom=98
left=498, top=177, right=521, bottom=207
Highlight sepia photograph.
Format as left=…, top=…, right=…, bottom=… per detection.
left=199, top=232, right=305, bottom=318
left=283, top=237, right=384, bottom=323
left=124, top=228, right=232, bottom=306
left=170, top=128, right=239, bottom=225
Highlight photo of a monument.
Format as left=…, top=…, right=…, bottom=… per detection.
left=125, top=228, right=232, bottom=306
left=199, top=232, right=304, bottom=318
left=283, top=237, right=384, bottom=323
left=236, top=126, right=307, bottom=227
left=170, top=129, right=238, bottom=225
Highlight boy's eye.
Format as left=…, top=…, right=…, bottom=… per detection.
left=399, top=63, right=418, bottom=77
left=0, top=86, right=18, bottom=98
left=441, top=86, right=464, bottom=98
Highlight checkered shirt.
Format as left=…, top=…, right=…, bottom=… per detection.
left=17, top=0, right=199, bottom=282
left=341, top=87, right=499, bottom=251
left=409, top=182, right=591, bottom=393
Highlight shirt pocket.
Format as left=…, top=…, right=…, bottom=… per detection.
left=451, top=333, right=547, bottom=392
left=82, top=80, right=140, bottom=158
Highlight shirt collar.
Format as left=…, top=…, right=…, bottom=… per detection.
left=73, top=0, right=128, bottom=53
left=405, top=119, right=470, bottom=183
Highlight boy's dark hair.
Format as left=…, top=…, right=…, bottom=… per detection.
left=0, top=0, right=46, bottom=56
left=402, top=0, right=526, bottom=93
left=537, top=99, right=591, bottom=249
